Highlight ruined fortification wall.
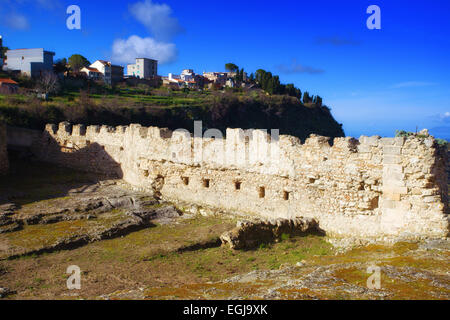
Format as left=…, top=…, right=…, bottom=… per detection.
left=0, top=123, right=8, bottom=175
left=32, top=122, right=449, bottom=241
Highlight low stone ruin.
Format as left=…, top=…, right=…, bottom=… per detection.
left=220, top=217, right=319, bottom=250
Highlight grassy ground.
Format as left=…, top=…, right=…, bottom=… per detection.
left=1, top=213, right=448, bottom=300
left=0, top=214, right=333, bottom=299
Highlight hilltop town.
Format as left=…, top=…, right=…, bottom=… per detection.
left=0, top=35, right=306, bottom=95
left=0, top=35, right=344, bottom=142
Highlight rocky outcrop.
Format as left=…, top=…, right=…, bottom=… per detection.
left=2, top=203, right=182, bottom=260
left=220, top=217, right=319, bottom=250
left=0, top=287, right=14, bottom=299
left=0, top=182, right=184, bottom=260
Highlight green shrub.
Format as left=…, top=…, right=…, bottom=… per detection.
left=280, top=233, right=290, bottom=241
left=395, top=130, right=414, bottom=138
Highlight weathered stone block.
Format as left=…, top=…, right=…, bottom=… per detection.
left=58, top=122, right=72, bottom=135
left=383, top=155, right=401, bottom=164
left=72, top=124, right=86, bottom=136
left=383, top=146, right=402, bottom=155
left=383, top=185, right=408, bottom=195
left=383, top=171, right=405, bottom=182
left=383, top=192, right=401, bottom=201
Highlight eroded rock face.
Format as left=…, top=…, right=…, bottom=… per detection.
left=220, top=217, right=319, bottom=250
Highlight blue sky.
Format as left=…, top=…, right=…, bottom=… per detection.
left=1, top=0, right=449, bottom=139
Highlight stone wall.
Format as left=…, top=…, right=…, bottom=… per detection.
left=0, top=123, right=8, bottom=175
left=30, top=122, right=449, bottom=241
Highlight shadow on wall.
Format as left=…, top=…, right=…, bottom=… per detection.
left=0, top=134, right=123, bottom=206
left=433, top=145, right=450, bottom=215
left=36, top=132, right=124, bottom=178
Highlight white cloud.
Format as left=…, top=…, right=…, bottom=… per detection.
left=4, top=13, right=29, bottom=30
left=391, top=81, right=436, bottom=89
left=440, top=112, right=450, bottom=120
left=129, top=0, right=184, bottom=41
left=112, top=35, right=177, bottom=65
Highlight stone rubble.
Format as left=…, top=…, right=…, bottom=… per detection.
left=220, top=217, right=319, bottom=249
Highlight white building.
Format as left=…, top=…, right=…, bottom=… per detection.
left=203, top=72, right=227, bottom=85
left=126, top=58, right=158, bottom=79
left=3, top=48, right=55, bottom=77
left=180, top=69, right=195, bottom=81
left=80, top=67, right=103, bottom=81
left=90, top=60, right=123, bottom=85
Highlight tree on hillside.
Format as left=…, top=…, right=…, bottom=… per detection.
left=36, top=70, right=60, bottom=95
left=234, top=68, right=245, bottom=84
left=255, top=69, right=266, bottom=84
left=285, top=84, right=301, bottom=99
left=68, top=54, right=90, bottom=72
left=225, top=63, right=239, bottom=73
left=0, top=46, right=8, bottom=59
left=54, top=58, right=68, bottom=74
left=312, top=95, right=323, bottom=107
left=303, top=91, right=312, bottom=104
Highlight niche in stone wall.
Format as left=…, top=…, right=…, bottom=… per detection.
left=235, top=181, right=242, bottom=190
left=203, top=179, right=210, bottom=188
left=283, top=191, right=290, bottom=201
left=182, top=177, right=190, bottom=185
left=259, top=187, right=265, bottom=198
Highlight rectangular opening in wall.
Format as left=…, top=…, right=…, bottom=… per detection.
left=235, top=181, right=241, bottom=190
left=182, top=177, right=189, bottom=186
left=203, top=179, right=210, bottom=188
left=259, top=187, right=265, bottom=198
left=143, top=170, right=149, bottom=177
left=283, top=191, right=290, bottom=201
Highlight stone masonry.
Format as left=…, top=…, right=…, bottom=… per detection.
left=30, top=122, right=449, bottom=241
left=0, top=123, right=8, bottom=175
